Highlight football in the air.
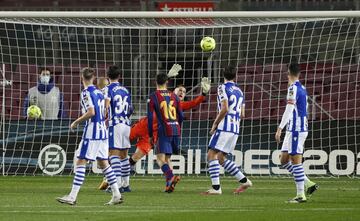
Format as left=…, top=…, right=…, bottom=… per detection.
left=200, top=36, right=216, bottom=52
left=27, top=105, right=42, bottom=119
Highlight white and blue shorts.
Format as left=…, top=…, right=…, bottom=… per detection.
left=108, top=123, right=131, bottom=150
left=208, top=130, right=239, bottom=154
left=77, top=139, right=108, bottom=161
left=281, top=131, right=308, bottom=155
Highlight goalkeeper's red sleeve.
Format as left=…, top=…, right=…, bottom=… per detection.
left=180, top=95, right=205, bottom=111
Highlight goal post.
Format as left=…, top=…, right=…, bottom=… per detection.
left=0, top=11, right=359, bottom=176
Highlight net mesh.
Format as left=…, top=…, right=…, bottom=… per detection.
left=0, top=17, right=359, bottom=176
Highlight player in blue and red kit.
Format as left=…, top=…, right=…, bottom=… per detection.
left=148, top=73, right=184, bottom=193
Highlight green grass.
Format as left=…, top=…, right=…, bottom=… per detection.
left=0, top=176, right=360, bottom=221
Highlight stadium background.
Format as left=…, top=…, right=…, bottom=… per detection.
left=0, top=0, right=359, bottom=176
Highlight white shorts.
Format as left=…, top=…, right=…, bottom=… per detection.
left=281, top=131, right=308, bottom=155
left=208, top=130, right=238, bottom=154
left=109, top=123, right=131, bottom=150
left=77, top=139, right=108, bottom=161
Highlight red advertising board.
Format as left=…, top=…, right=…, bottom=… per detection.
left=157, top=2, right=214, bottom=11
left=157, top=2, right=215, bottom=26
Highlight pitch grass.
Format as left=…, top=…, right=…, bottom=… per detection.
left=0, top=176, right=360, bottom=221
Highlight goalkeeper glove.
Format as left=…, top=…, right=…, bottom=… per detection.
left=167, top=64, right=182, bottom=78
left=201, top=77, right=211, bottom=95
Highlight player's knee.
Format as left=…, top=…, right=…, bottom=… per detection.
left=76, top=159, right=87, bottom=166
left=279, top=153, right=289, bottom=165
left=119, top=150, right=128, bottom=159
left=207, top=149, right=217, bottom=161
left=131, top=154, right=140, bottom=162
left=280, top=158, right=288, bottom=165
left=97, top=160, right=109, bottom=169
left=217, top=154, right=226, bottom=165
left=290, top=154, right=302, bottom=165
left=156, top=155, right=166, bottom=167
left=109, top=149, right=119, bottom=156
left=156, top=159, right=164, bottom=167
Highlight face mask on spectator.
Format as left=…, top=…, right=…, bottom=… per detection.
left=40, top=75, right=51, bottom=85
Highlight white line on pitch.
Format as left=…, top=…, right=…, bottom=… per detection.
left=0, top=208, right=358, bottom=213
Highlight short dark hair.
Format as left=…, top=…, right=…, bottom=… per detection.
left=156, top=73, right=168, bottom=85
left=288, top=63, right=300, bottom=77
left=223, top=66, right=236, bottom=81
left=81, top=67, right=95, bottom=81
left=38, top=67, right=52, bottom=75
left=107, top=65, right=121, bottom=80
left=175, top=84, right=186, bottom=89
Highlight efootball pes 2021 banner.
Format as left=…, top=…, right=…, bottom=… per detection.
left=4, top=120, right=359, bottom=176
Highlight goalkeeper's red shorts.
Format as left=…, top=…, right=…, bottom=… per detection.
left=135, top=136, right=152, bottom=155
left=130, top=123, right=155, bottom=155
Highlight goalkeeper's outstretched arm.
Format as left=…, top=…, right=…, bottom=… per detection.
left=167, top=64, right=182, bottom=78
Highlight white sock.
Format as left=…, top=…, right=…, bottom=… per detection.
left=223, top=159, right=245, bottom=182
left=208, top=160, right=220, bottom=186
left=109, top=155, right=122, bottom=186
left=292, top=163, right=305, bottom=196
left=103, top=165, right=121, bottom=197
left=120, top=157, right=131, bottom=187
left=69, top=165, right=86, bottom=199
left=283, top=161, right=311, bottom=185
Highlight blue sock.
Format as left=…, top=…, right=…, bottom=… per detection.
left=161, top=164, right=173, bottom=182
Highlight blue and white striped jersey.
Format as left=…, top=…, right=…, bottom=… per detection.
left=104, top=82, right=132, bottom=127
left=80, top=85, right=108, bottom=140
left=216, top=81, right=244, bottom=134
left=286, top=80, right=308, bottom=132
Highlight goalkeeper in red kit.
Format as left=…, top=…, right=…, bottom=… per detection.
left=98, top=64, right=211, bottom=190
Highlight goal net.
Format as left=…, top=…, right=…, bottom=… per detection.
left=0, top=13, right=359, bottom=176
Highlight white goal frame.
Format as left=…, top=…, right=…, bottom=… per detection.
left=0, top=11, right=359, bottom=18
left=1, top=11, right=360, bottom=176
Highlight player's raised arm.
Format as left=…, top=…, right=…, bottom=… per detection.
left=167, top=63, right=182, bottom=78
left=70, top=90, right=95, bottom=130
left=201, top=77, right=211, bottom=95
left=210, top=85, right=229, bottom=135
left=178, top=77, right=211, bottom=110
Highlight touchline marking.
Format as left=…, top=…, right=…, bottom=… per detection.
left=0, top=209, right=261, bottom=213
left=0, top=205, right=267, bottom=209
left=0, top=208, right=358, bottom=213
left=1, top=186, right=359, bottom=191
left=8, top=176, right=356, bottom=183
left=283, top=208, right=358, bottom=211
